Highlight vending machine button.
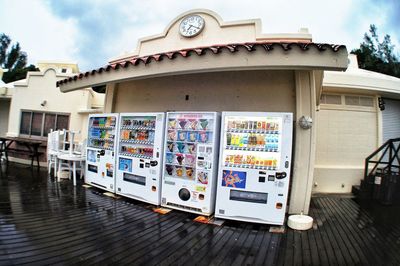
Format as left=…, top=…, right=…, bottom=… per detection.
left=140, top=164, right=144, bottom=168
left=268, top=175, right=275, bottom=181
left=199, top=194, right=205, bottom=200
left=259, top=176, right=266, bottom=183
left=285, top=161, right=289, bottom=168
left=276, top=203, right=283, bottom=209
left=151, top=186, right=157, bottom=192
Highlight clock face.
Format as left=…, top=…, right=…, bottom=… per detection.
left=179, top=15, right=205, bottom=37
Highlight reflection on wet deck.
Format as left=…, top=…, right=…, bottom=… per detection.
left=1, top=163, right=400, bottom=265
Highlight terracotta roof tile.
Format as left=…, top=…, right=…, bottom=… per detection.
left=57, top=41, right=346, bottom=87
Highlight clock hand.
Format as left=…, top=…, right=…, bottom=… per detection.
left=190, top=25, right=200, bottom=30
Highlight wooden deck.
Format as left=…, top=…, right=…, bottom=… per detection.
left=1, top=163, right=400, bottom=265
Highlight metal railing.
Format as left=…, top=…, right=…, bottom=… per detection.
left=364, top=138, right=400, bottom=182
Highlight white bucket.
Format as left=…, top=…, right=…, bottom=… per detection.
left=287, top=214, right=313, bottom=230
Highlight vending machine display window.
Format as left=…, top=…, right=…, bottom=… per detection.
left=222, top=116, right=282, bottom=171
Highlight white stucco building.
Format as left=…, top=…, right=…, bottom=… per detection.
left=3, top=61, right=104, bottom=165
left=57, top=9, right=349, bottom=214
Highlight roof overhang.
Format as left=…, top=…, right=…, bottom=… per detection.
left=323, top=69, right=400, bottom=96
left=58, top=42, right=348, bottom=92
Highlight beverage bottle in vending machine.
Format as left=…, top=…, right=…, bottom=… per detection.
left=242, top=134, right=248, bottom=147
left=226, top=133, right=232, bottom=146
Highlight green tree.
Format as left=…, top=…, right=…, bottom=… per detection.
left=351, top=25, right=400, bottom=78
left=0, top=33, right=38, bottom=83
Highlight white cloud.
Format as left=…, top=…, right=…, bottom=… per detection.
left=0, top=0, right=78, bottom=66
left=1, top=0, right=398, bottom=71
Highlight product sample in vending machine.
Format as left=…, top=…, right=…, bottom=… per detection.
left=89, top=117, right=116, bottom=150
left=119, top=117, right=157, bottom=158
left=223, top=118, right=281, bottom=170
left=164, top=116, right=212, bottom=181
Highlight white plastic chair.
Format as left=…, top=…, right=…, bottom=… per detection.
left=47, top=130, right=66, bottom=177
left=57, top=133, right=86, bottom=185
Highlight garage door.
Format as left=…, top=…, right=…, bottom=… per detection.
left=382, top=98, right=400, bottom=142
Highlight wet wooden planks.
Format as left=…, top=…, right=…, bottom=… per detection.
left=1, top=163, right=400, bottom=265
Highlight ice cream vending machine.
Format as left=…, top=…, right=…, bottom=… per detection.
left=161, top=112, right=220, bottom=215
left=215, top=112, right=293, bottom=225
left=115, top=113, right=165, bottom=205
left=86, top=113, right=119, bottom=192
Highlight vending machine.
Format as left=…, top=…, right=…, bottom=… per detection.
left=161, top=112, right=220, bottom=215
left=86, top=113, right=119, bottom=192
left=215, top=112, right=293, bottom=225
left=115, top=113, right=165, bottom=205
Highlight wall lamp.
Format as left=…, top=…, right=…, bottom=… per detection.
left=299, top=116, right=313, bottom=129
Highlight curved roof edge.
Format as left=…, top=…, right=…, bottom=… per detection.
left=57, top=41, right=347, bottom=89
left=323, top=55, right=400, bottom=95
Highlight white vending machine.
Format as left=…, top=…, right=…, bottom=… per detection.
left=86, top=113, right=119, bottom=192
left=115, top=113, right=165, bottom=205
left=161, top=112, right=220, bottom=215
left=215, top=112, right=293, bottom=225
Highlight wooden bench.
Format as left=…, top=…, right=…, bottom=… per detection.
left=6, top=148, right=44, bottom=167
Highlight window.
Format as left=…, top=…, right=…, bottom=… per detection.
left=19, top=111, right=70, bottom=138
left=61, top=68, right=67, bottom=73
left=345, top=95, right=374, bottom=107
left=320, top=94, right=342, bottom=105
left=320, top=94, right=375, bottom=108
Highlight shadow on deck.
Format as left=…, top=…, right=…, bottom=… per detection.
left=0, top=163, right=400, bottom=265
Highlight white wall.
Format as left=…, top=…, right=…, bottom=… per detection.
left=113, top=70, right=296, bottom=113
left=314, top=107, right=378, bottom=193
left=0, top=98, right=10, bottom=136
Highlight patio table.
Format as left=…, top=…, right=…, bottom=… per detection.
left=0, top=136, right=44, bottom=169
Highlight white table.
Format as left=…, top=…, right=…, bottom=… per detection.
left=57, top=153, right=86, bottom=186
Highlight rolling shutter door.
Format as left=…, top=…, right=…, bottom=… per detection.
left=382, top=98, right=400, bottom=142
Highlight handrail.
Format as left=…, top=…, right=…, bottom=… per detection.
left=364, top=138, right=400, bottom=182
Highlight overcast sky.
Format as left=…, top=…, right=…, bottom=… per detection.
left=1, top=0, right=399, bottom=72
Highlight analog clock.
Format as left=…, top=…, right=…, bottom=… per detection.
left=179, top=15, right=205, bottom=37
